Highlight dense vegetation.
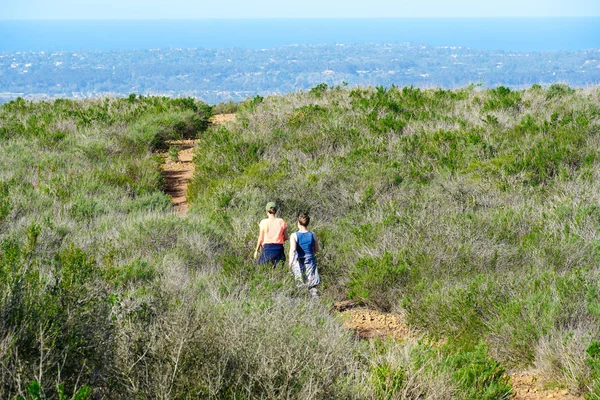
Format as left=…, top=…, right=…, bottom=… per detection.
left=1, top=44, right=599, bottom=104
left=1, top=85, right=599, bottom=398
left=189, top=84, right=600, bottom=397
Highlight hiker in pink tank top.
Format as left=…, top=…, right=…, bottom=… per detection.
left=254, top=202, right=288, bottom=265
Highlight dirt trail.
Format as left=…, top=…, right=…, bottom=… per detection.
left=160, top=113, right=236, bottom=215
left=510, top=371, right=582, bottom=400
left=333, top=301, right=583, bottom=400
left=335, top=300, right=411, bottom=340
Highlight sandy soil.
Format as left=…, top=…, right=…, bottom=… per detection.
left=335, top=301, right=411, bottom=340
left=510, top=371, right=582, bottom=400
left=211, top=113, right=236, bottom=125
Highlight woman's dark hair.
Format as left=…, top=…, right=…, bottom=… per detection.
left=266, top=207, right=277, bottom=215
left=298, top=213, right=310, bottom=227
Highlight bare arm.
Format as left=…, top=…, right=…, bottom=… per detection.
left=283, top=223, right=289, bottom=241
left=254, top=222, right=265, bottom=259
left=288, top=233, right=297, bottom=266
left=313, top=232, right=320, bottom=253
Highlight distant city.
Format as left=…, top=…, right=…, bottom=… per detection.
left=1, top=43, right=599, bottom=104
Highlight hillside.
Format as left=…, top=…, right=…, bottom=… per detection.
left=1, top=85, right=600, bottom=398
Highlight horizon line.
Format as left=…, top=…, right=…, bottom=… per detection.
left=2, top=16, right=600, bottom=21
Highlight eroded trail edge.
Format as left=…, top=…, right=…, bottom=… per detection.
left=161, top=113, right=236, bottom=216
left=334, top=301, right=583, bottom=400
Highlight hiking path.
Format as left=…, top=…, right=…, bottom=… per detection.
left=161, top=113, right=236, bottom=215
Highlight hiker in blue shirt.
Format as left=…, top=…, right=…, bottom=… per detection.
left=288, top=213, right=320, bottom=298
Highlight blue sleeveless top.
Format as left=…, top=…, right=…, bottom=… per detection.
left=295, top=231, right=315, bottom=259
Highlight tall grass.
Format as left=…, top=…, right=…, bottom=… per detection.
left=2, top=85, right=597, bottom=397
left=2, top=95, right=486, bottom=399
left=188, top=84, right=600, bottom=395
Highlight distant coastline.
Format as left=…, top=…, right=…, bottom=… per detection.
left=2, top=42, right=598, bottom=104
left=1, top=17, right=599, bottom=52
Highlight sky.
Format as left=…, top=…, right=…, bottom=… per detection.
left=3, top=0, right=600, bottom=19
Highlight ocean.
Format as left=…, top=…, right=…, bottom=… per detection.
left=1, top=18, right=599, bottom=53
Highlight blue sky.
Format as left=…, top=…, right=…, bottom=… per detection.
left=3, top=0, right=600, bottom=19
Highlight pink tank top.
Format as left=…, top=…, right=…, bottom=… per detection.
left=260, top=218, right=287, bottom=245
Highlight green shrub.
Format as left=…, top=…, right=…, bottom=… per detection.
left=125, top=192, right=172, bottom=212
left=168, top=145, right=181, bottom=161
left=388, top=341, right=512, bottom=400
left=371, top=362, right=405, bottom=399
left=105, top=259, right=155, bottom=288
left=288, top=104, right=328, bottom=128
left=348, top=252, right=410, bottom=311
left=69, top=195, right=105, bottom=221
left=546, top=83, right=576, bottom=99
left=15, top=381, right=91, bottom=400
left=239, top=94, right=264, bottom=111
left=213, top=100, right=239, bottom=114
left=128, top=110, right=210, bottom=151
left=586, top=342, right=600, bottom=400
left=444, top=344, right=510, bottom=400
left=0, top=181, right=11, bottom=222
left=483, top=86, right=522, bottom=111
left=309, top=83, right=329, bottom=97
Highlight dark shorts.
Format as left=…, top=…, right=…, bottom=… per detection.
left=258, top=243, right=285, bottom=266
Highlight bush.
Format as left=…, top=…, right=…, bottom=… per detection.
left=546, top=83, right=575, bottom=99
left=128, top=110, right=210, bottom=151
left=586, top=342, right=600, bottom=400
left=443, top=343, right=510, bottom=400
left=213, top=100, right=239, bottom=114
left=348, top=252, right=410, bottom=311
left=0, top=242, right=113, bottom=398
left=15, top=381, right=91, bottom=400
left=370, top=341, right=510, bottom=400
left=535, top=326, right=593, bottom=394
